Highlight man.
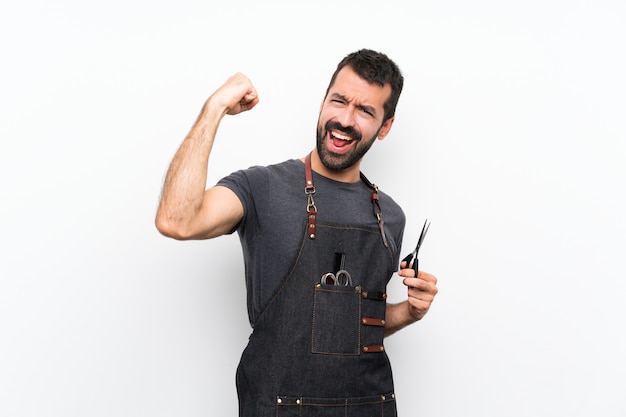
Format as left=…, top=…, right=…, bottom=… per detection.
left=156, top=49, right=438, bottom=416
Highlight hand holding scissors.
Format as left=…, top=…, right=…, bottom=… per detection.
left=395, top=219, right=438, bottom=324
left=402, top=219, right=430, bottom=276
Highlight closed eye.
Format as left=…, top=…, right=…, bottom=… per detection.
left=358, top=105, right=376, bottom=118
left=329, top=93, right=347, bottom=106
left=360, top=107, right=374, bottom=117
left=328, top=93, right=376, bottom=117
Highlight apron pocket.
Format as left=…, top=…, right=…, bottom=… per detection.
left=312, top=283, right=361, bottom=355
left=276, top=393, right=397, bottom=417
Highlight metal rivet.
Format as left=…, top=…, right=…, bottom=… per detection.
left=310, top=234, right=315, bottom=239
left=381, top=395, right=386, bottom=401
left=363, top=346, right=369, bottom=352
left=296, top=399, right=301, bottom=405
left=277, top=398, right=282, bottom=404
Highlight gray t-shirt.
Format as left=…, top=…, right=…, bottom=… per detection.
left=218, top=158, right=406, bottom=326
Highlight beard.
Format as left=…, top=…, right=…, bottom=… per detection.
left=316, top=120, right=379, bottom=171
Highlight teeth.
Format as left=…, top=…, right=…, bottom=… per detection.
left=331, top=131, right=352, bottom=141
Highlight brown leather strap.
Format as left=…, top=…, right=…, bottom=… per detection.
left=305, top=152, right=314, bottom=193
left=304, top=153, right=317, bottom=239
left=362, top=345, right=385, bottom=353
left=361, top=317, right=386, bottom=327
left=304, top=152, right=388, bottom=247
left=360, top=172, right=389, bottom=248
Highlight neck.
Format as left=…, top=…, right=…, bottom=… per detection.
left=304, top=149, right=362, bottom=183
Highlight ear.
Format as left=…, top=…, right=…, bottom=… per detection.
left=376, top=117, right=395, bottom=141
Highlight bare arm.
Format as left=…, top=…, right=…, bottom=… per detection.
left=384, top=267, right=438, bottom=337
left=155, top=73, right=259, bottom=240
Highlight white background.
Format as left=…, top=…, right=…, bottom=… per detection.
left=1, top=1, right=625, bottom=416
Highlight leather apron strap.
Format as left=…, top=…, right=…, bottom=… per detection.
left=304, top=152, right=389, bottom=247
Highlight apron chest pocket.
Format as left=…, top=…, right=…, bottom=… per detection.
left=312, top=284, right=361, bottom=355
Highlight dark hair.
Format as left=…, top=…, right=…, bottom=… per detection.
left=326, top=49, right=404, bottom=123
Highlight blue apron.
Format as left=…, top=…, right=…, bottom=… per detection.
left=236, top=155, right=398, bottom=416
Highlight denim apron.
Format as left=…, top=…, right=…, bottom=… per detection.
left=236, top=154, right=398, bottom=417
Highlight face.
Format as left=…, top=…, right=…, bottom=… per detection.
left=316, top=66, right=394, bottom=172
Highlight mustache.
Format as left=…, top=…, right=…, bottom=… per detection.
left=325, top=121, right=361, bottom=141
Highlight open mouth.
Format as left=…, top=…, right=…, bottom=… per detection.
left=329, top=130, right=355, bottom=149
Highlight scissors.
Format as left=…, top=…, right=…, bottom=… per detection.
left=402, top=219, right=430, bottom=275
left=320, top=253, right=353, bottom=286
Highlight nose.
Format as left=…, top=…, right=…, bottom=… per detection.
left=336, top=106, right=357, bottom=127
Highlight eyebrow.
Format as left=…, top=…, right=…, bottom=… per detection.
left=330, top=93, right=378, bottom=117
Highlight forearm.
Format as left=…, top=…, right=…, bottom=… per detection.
left=155, top=100, right=227, bottom=238
left=384, top=301, right=419, bottom=338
